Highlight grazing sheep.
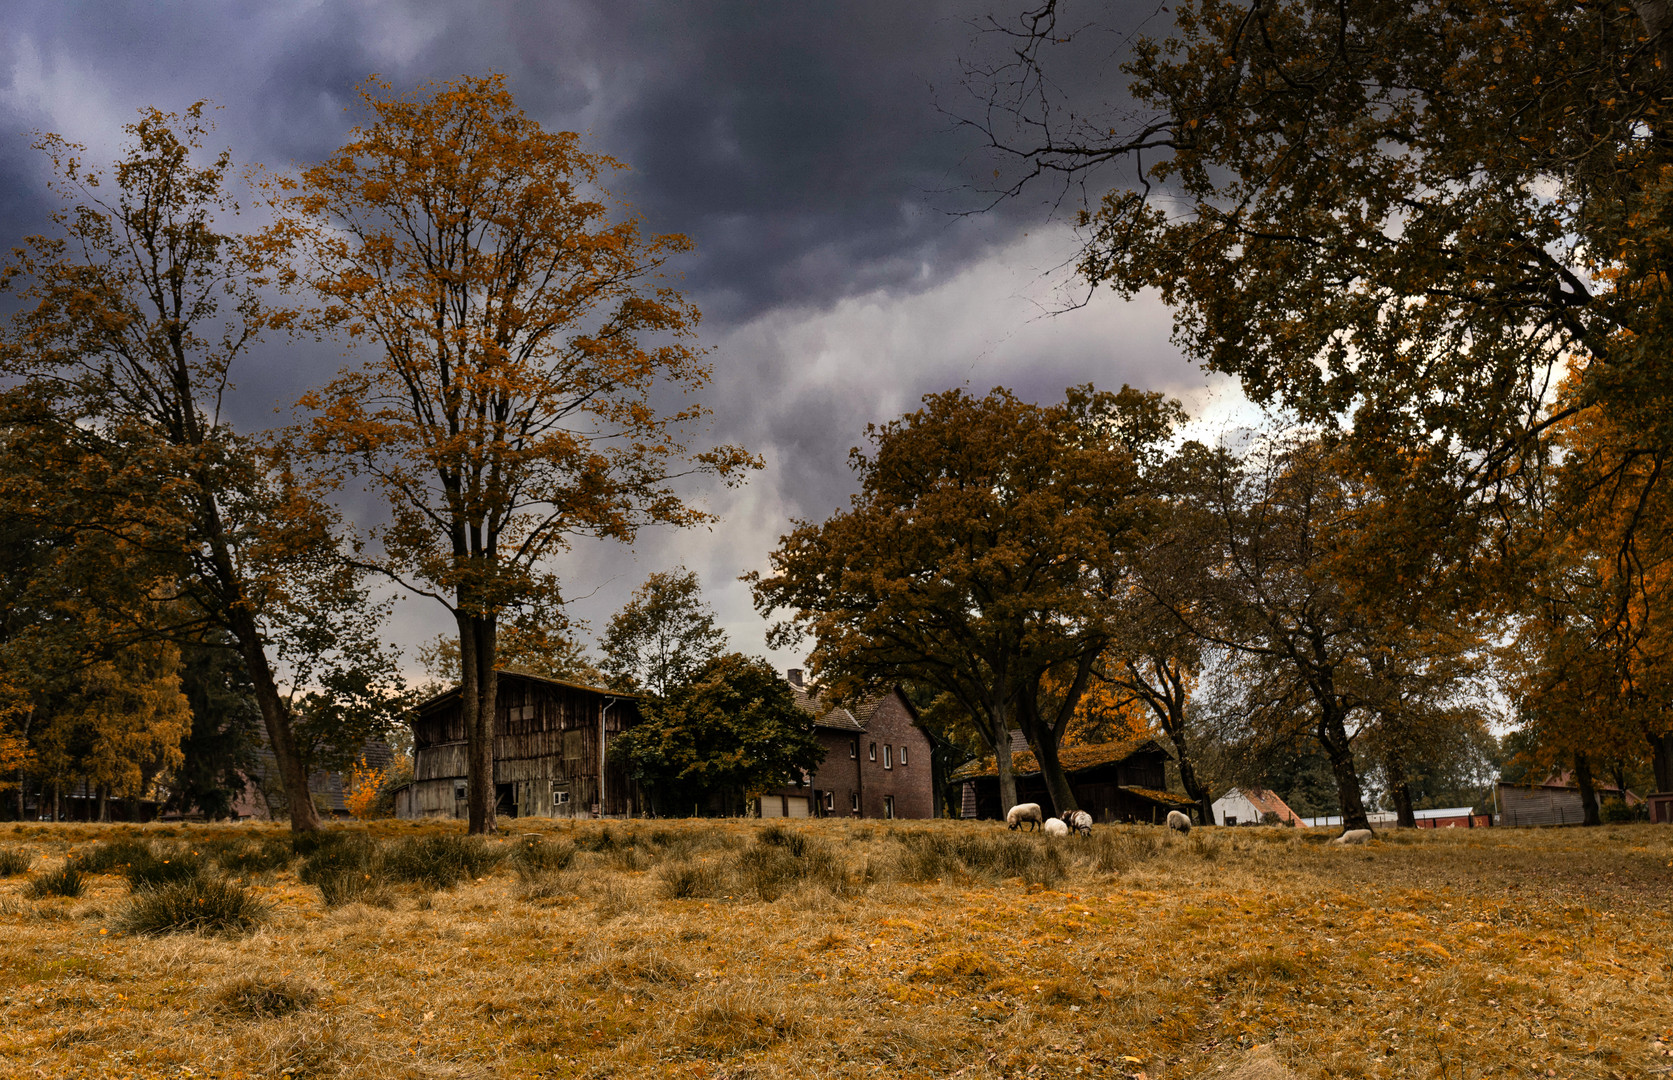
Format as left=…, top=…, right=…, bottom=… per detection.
left=1063, top=809, right=1093, bottom=837
left=1006, top=803, right=1044, bottom=831
left=1166, top=809, right=1192, bottom=834
left=1333, top=828, right=1373, bottom=845
left=1043, top=817, right=1070, bottom=837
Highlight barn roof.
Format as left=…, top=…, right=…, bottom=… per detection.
left=1124, top=786, right=1198, bottom=809
left=949, top=735, right=1172, bottom=781
left=413, top=669, right=636, bottom=715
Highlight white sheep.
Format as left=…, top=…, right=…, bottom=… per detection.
left=1005, top=802, right=1044, bottom=831
left=1043, top=817, right=1069, bottom=837
left=1334, top=828, right=1373, bottom=845
left=1062, top=809, right=1092, bottom=837
left=1166, top=809, right=1192, bottom=834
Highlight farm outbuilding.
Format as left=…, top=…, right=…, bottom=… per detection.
left=1212, top=787, right=1306, bottom=827
left=394, top=672, right=641, bottom=820
left=952, top=733, right=1196, bottom=822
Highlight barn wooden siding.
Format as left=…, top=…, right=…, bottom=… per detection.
left=401, top=674, right=639, bottom=820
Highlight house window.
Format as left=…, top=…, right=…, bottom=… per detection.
left=900, top=745, right=908, bottom=765
left=454, top=780, right=467, bottom=801
left=850, top=739, right=858, bottom=759
left=884, top=745, right=893, bottom=770
left=884, top=795, right=895, bottom=819
left=823, top=791, right=834, bottom=812
left=851, top=792, right=860, bottom=812
left=869, top=742, right=877, bottom=761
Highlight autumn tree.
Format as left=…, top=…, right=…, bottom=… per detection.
left=600, top=567, right=728, bottom=697
left=610, top=653, right=824, bottom=816
left=0, top=106, right=377, bottom=831
left=285, top=75, right=756, bottom=834
left=752, top=385, right=1179, bottom=816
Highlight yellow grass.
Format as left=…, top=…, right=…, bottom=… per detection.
left=0, top=818, right=1670, bottom=1079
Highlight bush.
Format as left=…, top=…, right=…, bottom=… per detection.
left=383, top=834, right=500, bottom=889
left=0, top=847, right=33, bottom=876
left=117, top=875, right=268, bottom=936
left=211, top=974, right=319, bottom=1018
left=1601, top=799, right=1637, bottom=824
left=25, top=862, right=85, bottom=899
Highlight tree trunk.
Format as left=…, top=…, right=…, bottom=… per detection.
left=457, top=610, right=499, bottom=835
left=1650, top=729, right=1673, bottom=793
left=227, top=609, right=321, bottom=833
left=1029, top=730, right=1078, bottom=817
left=97, top=785, right=108, bottom=823
left=993, top=706, right=1017, bottom=815
left=52, top=785, right=60, bottom=823
left=1386, top=752, right=1416, bottom=828
left=1317, top=704, right=1370, bottom=831
left=1574, top=752, right=1601, bottom=826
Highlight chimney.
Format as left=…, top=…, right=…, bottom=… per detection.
left=787, top=668, right=803, bottom=688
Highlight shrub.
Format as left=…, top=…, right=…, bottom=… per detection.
left=25, top=862, right=85, bottom=899
left=383, top=834, right=500, bottom=889
left=298, top=833, right=387, bottom=907
left=0, top=847, right=33, bottom=877
left=75, top=837, right=155, bottom=875
left=211, top=974, right=319, bottom=1019
left=1601, top=799, right=1637, bottom=824
left=117, top=875, right=268, bottom=936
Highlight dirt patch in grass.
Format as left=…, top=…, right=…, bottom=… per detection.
left=0, top=818, right=1668, bottom=1078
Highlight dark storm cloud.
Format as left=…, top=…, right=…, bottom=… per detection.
left=1, top=1, right=1207, bottom=664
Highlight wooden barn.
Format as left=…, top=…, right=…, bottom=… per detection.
left=395, top=672, right=641, bottom=820
left=953, top=732, right=1197, bottom=823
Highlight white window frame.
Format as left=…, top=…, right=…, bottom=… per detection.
left=869, top=742, right=877, bottom=761
left=884, top=795, right=895, bottom=819
left=823, top=791, right=834, bottom=812
left=849, top=739, right=858, bottom=759
left=884, top=745, right=893, bottom=770
left=851, top=792, right=860, bottom=812
left=900, top=745, right=908, bottom=765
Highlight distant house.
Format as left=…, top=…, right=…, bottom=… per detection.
left=753, top=671, right=936, bottom=819
left=1212, top=787, right=1306, bottom=827
left=952, top=731, right=1196, bottom=822
left=1496, top=772, right=1641, bottom=827
left=1410, top=806, right=1489, bottom=828
left=394, top=672, right=641, bottom=820
left=1298, top=811, right=1400, bottom=829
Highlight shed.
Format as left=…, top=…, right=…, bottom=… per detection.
left=395, top=672, right=640, bottom=820
left=951, top=734, right=1195, bottom=822
left=1212, top=787, right=1307, bottom=827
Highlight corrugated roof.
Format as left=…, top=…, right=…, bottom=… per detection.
left=414, top=670, right=636, bottom=714
left=950, top=735, right=1171, bottom=781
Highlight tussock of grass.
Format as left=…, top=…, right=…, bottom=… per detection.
left=25, top=861, right=85, bottom=898
left=121, top=843, right=210, bottom=889
left=211, top=974, right=320, bottom=1019
left=657, top=858, right=730, bottom=899
left=382, top=834, right=499, bottom=889
left=679, top=994, right=805, bottom=1053
left=510, top=835, right=575, bottom=877
left=206, top=836, right=294, bottom=875
left=75, top=836, right=154, bottom=875
left=116, top=874, right=268, bottom=936
left=0, top=846, right=33, bottom=876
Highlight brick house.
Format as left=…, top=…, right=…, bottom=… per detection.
left=752, top=671, right=937, bottom=819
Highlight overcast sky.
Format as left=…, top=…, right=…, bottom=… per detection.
left=1, top=1, right=1250, bottom=681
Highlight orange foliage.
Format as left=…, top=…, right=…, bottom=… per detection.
left=343, top=756, right=389, bottom=819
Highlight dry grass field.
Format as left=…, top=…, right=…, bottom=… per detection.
left=0, top=817, right=1668, bottom=1080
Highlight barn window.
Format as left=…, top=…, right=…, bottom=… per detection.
left=868, top=742, right=876, bottom=761
left=454, top=781, right=467, bottom=801
left=883, top=745, right=892, bottom=769
left=1224, top=815, right=1237, bottom=826
left=900, top=745, right=908, bottom=765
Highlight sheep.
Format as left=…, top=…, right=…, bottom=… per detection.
left=1043, top=817, right=1070, bottom=837
left=1333, top=828, right=1374, bottom=845
left=1062, top=809, right=1092, bottom=837
left=1005, top=802, right=1044, bottom=831
left=1166, top=809, right=1192, bottom=834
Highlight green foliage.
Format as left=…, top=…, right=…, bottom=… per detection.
left=167, top=637, right=262, bottom=820
left=25, top=862, right=85, bottom=899
left=116, top=874, right=267, bottom=936
left=612, top=653, right=825, bottom=814
left=600, top=567, right=728, bottom=696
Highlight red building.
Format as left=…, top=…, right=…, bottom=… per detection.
left=753, top=671, right=936, bottom=819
